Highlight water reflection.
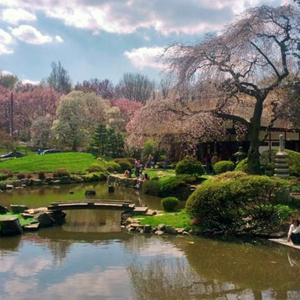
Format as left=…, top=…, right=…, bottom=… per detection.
left=0, top=182, right=162, bottom=209
left=1, top=231, right=300, bottom=299
left=1, top=184, right=300, bottom=299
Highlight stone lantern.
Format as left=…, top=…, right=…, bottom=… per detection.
left=274, top=134, right=289, bottom=178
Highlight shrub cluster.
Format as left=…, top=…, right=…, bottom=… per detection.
left=142, top=174, right=196, bottom=200
left=175, top=156, right=205, bottom=177
left=105, top=161, right=122, bottom=173
left=84, top=172, right=107, bottom=182
left=113, top=158, right=132, bottom=172
left=186, top=174, right=291, bottom=233
left=213, top=161, right=235, bottom=174
left=87, top=163, right=106, bottom=173
left=234, top=158, right=250, bottom=173
left=161, top=197, right=179, bottom=212
left=53, top=168, right=70, bottom=178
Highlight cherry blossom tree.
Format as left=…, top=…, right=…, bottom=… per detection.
left=162, top=5, right=300, bottom=173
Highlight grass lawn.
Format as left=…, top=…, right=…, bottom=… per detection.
left=0, top=152, right=96, bottom=174
left=134, top=209, right=191, bottom=230
left=0, top=213, right=36, bottom=230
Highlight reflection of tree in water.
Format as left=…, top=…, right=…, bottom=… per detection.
left=46, top=240, right=72, bottom=265
left=127, top=258, right=198, bottom=300
left=127, top=258, right=261, bottom=300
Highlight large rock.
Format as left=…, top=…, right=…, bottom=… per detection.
left=165, top=225, right=177, bottom=234
left=85, top=190, right=96, bottom=196
left=0, top=205, right=9, bottom=214
left=0, top=217, right=23, bottom=236
left=11, top=205, right=28, bottom=214
left=32, top=179, right=42, bottom=186
left=59, top=176, right=71, bottom=184
left=34, top=212, right=53, bottom=227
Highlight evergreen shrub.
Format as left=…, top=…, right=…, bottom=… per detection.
left=83, top=172, right=107, bottom=182
left=234, top=158, right=250, bottom=173
left=213, top=161, right=235, bottom=174
left=186, top=175, right=289, bottom=233
left=105, top=161, right=122, bottom=173
left=87, top=163, right=106, bottom=173
left=142, top=180, right=162, bottom=196
left=175, top=156, right=205, bottom=176
left=161, top=197, right=179, bottom=212
left=113, top=158, right=132, bottom=172
left=213, top=171, right=247, bottom=182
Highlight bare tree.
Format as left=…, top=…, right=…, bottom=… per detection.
left=164, top=5, right=300, bottom=174
left=116, top=73, right=155, bottom=104
left=75, top=78, right=115, bottom=99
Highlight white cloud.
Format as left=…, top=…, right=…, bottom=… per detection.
left=2, top=70, right=13, bottom=75
left=11, top=25, right=53, bottom=44
left=0, top=0, right=292, bottom=36
left=55, top=35, right=64, bottom=43
left=1, top=8, right=36, bottom=25
left=0, top=28, right=14, bottom=55
left=124, top=46, right=165, bottom=70
left=22, top=79, right=40, bottom=85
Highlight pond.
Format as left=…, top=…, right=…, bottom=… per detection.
left=0, top=183, right=300, bottom=300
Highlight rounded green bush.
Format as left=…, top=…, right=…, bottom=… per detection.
left=213, top=171, right=247, bottom=182
left=84, top=172, right=107, bottom=182
left=142, top=180, right=161, bottom=196
left=113, top=158, right=132, bottom=172
left=87, top=163, right=106, bottom=173
left=186, top=174, right=289, bottom=233
left=213, top=161, right=235, bottom=174
left=175, top=156, right=205, bottom=177
left=161, top=197, right=179, bottom=212
left=105, top=161, right=122, bottom=173
left=234, top=158, right=250, bottom=173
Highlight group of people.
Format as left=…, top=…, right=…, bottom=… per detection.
left=123, top=158, right=150, bottom=181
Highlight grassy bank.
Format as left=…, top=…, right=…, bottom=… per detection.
left=134, top=209, right=191, bottom=230
left=0, top=152, right=96, bottom=174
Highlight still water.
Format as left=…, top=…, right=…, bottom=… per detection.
left=1, top=183, right=300, bottom=300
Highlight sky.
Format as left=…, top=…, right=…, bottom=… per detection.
left=0, top=0, right=293, bottom=85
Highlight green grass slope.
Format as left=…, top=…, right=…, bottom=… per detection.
left=0, top=152, right=96, bottom=174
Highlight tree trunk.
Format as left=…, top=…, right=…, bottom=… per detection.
left=247, top=98, right=264, bottom=174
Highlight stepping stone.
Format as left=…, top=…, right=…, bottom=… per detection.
left=133, top=207, right=148, bottom=215
left=24, top=223, right=39, bottom=231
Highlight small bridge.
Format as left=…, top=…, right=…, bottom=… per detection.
left=48, top=200, right=137, bottom=212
